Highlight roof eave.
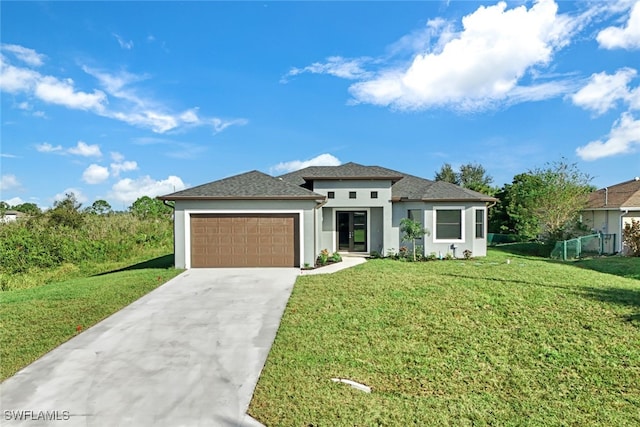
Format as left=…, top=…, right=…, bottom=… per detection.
left=391, top=197, right=497, bottom=203
left=157, top=195, right=325, bottom=201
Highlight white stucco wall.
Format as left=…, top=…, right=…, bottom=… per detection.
left=172, top=199, right=318, bottom=269
left=582, top=208, right=640, bottom=253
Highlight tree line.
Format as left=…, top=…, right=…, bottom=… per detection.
left=434, top=159, right=594, bottom=243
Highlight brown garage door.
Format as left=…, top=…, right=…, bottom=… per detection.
left=190, top=214, right=299, bottom=267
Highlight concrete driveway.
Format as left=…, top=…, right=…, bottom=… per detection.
left=1, top=268, right=298, bottom=427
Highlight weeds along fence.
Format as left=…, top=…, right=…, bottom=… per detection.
left=487, top=233, right=522, bottom=246
left=550, top=233, right=616, bottom=260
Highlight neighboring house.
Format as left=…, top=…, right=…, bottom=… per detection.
left=0, top=210, right=25, bottom=223
left=158, top=162, right=496, bottom=268
left=582, top=177, right=640, bottom=255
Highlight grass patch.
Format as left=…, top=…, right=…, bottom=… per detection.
left=249, top=249, right=640, bottom=426
left=0, top=255, right=182, bottom=381
left=573, top=256, right=640, bottom=281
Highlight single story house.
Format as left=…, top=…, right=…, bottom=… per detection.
left=158, top=162, right=496, bottom=268
left=0, top=210, right=25, bottom=223
left=582, top=177, right=640, bottom=254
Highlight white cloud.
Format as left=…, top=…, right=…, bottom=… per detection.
left=35, top=142, right=63, bottom=153
left=1, top=153, right=18, bottom=158
left=53, top=188, right=88, bottom=204
left=82, top=164, right=110, bottom=184
left=282, top=56, right=373, bottom=83
left=571, top=68, right=638, bottom=115
left=110, top=152, right=138, bottom=176
left=0, top=59, right=40, bottom=93
left=0, top=174, right=21, bottom=191
left=109, top=175, right=186, bottom=205
left=1, top=43, right=45, bottom=66
left=597, top=1, right=640, bottom=50
left=35, top=76, right=106, bottom=111
left=68, top=141, right=102, bottom=157
left=4, top=197, right=25, bottom=206
left=271, top=153, right=342, bottom=174
left=113, top=33, right=134, bottom=50
left=576, top=112, right=640, bottom=160
left=348, top=0, right=579, bottom=111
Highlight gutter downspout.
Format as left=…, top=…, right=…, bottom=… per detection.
left=619, top=209, right=628, bottom=254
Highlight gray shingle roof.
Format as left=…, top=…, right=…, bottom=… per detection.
left=159, top=163, right=496, bottom=202
left=158, top=170, right=324, bottom=200
left=280, top=162, right=495, bottom=202
left=278, top=162, right=404, bottom=186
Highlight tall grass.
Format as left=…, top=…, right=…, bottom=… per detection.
left=0, top=213, right=173, bottom=290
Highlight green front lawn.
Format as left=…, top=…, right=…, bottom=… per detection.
left=0, top=255, right=182, bottom=380
left=250, top=250, right=640, bottom=426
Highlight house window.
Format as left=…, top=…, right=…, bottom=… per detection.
left=408, top=209, right=423, bottom=240
left=371, top=191, right=378, bottom=199
left=475, top=209, right=485, bottom=238
left=349, top=191, right=357, bottom=199
left=435, top=209, right=462, bottom=240
left=328, top=191, right=335, bottom=199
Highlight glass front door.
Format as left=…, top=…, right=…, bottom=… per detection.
left=337, top=211, right=367, bottom=252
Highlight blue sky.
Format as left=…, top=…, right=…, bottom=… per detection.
left=1, top=0, right=639, bottom=210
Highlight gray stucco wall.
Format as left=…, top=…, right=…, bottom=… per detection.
left=392, top=201, right=489, bottom=258
left=313, top=180, right=393, bottom=254
left=172, top=199, right=318, bottom=268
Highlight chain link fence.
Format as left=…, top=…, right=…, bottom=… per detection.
left=550, top=233, right=616, bottom=260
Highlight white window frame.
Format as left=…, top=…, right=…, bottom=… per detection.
left=473, top=207, right=486, bottom=239
left=433, top=207, right=465, bottom=243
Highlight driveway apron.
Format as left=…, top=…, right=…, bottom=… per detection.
left=1, top=268, right=298, bottom=427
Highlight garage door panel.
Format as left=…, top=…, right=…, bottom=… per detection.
left=190, top=214, right=298, bottom=267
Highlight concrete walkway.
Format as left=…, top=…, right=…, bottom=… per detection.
left=300, top=255, right=367, bottom=276
left=0, top=268, right=298, bottom=427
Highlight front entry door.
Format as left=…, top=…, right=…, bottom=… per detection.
left=337, top=211, right=367, bottom=252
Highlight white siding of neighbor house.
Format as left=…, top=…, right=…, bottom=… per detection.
left=172, top=199, right=318, bottom=269
left=313, top=180, right=394, bottom=255
left=392, top=201, right=488, bottom=258
left=582, top=208, right=640, bottom=253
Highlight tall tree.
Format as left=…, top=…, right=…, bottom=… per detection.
left=459, top=163, right=494, bottom=195
left=497, top=159, right=592, bottom=242
left=434, top=163, right=460, bottom=185
left=86, top=200, right=112, bottom=215
left=12, top=202, right=42, bottom=215
left=129, top=196, right=173, bottom=219
left=49, top=192, right=84, bottom=228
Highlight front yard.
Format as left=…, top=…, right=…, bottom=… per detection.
left=249, top=250, right=640, bottom=426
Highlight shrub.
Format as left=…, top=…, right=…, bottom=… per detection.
left=623, top=219, right=640, bottom=256
left=463, top=249, right=473, bottom=259
left=330, top=252, right=342, bottom=263
left=317, top=249, right=330, bottom=266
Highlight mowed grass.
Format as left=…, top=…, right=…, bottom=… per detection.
left=250, top=250, right=640, bottom=426
left=0, top=255, right=182, bottom=381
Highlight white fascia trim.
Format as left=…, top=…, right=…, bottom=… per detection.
left=183, top=209, right=305, bottom=270
left=433, top=206, right=466, bottom=243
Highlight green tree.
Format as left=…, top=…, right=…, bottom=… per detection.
left=0, top=201, right=8, bottom=216
left=12, top=202, right=42, bottom=215
left=86, top=200, right=112, bottom=215
left=459, top=163, right=495, bottom=195
left=49, top=192, right=84, bottom=228
left=400, top=218, right=430, bottom=261
left=129, top=196, right=173, bottom=219
left=434, top=163, right=460, bottom=185
left=495, top=160, right=592, bottom=242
